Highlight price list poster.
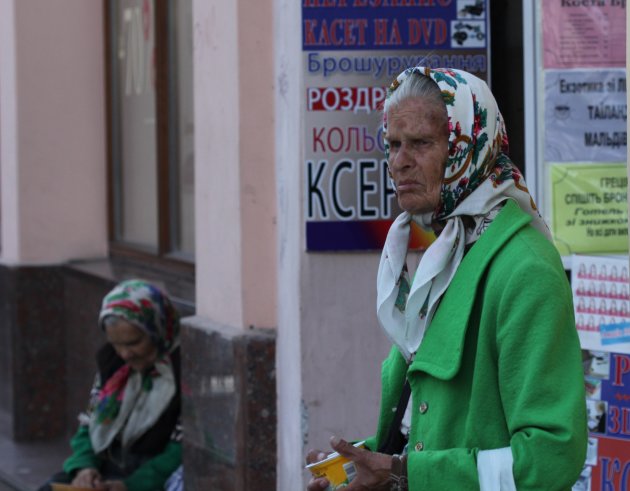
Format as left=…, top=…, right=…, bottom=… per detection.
left=542, top=1, right=628, bottom=489
left=302, top=0, right=490, bottom=251
left=543, top=0, right=627, bottom=257
left=572, top=255, right=630, bottom=491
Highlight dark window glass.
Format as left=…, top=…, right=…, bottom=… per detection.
left=107, top=0, right=194, bottom=260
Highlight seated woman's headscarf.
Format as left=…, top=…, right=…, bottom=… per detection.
left=377, top=67, right=550, bottom=362
left=89, top=279, right=180, bottom=453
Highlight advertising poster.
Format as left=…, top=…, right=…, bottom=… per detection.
left=542, top=0, right=626, bottom=69
left=575, top=348, right=630, bottom=491
left=544, top=69, right=626, bottom=163
left=550, top=163, right=628, bottom=255
left=303, top=0, right=490, bottom=251
left=541, top=2, right=630, bottom=487
left=572, top=255, right=630, bottom=354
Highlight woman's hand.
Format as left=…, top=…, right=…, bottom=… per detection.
left=329, top=436, right=392, bottom=491
left=71, top=468, right=102, bottom=488
left=98, top=480, right=128, bottom=491
left=306, top=448, right=330, bottom=490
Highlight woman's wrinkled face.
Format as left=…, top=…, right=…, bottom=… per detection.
left=106, top=319, right=158, bottom=372
left=386, top=96, right=449, bottom=215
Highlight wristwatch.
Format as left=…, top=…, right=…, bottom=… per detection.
left=390, top=453, right=408, bottom=491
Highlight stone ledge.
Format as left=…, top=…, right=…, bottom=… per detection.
left=181, top=317, right=276, bottom=491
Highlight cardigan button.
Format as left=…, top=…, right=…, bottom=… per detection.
left=419, top=401, right=428, bottom=414
left=414, top=441, right=424, bottom=452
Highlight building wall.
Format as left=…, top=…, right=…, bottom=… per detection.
left=0, top=0, right=393, bottom=487
left=186, top=0, right=280, bottom=488
left=273, top=0, right=305, bottom=486
left=193, top=0, right=277, bottom=329
left=272, top=2, right=392, bottom=488
left=300, top=254, right=389, bottom=453
left=0, top=0, right=108, bottom=442
left=0, top=0, right=107, bottom=265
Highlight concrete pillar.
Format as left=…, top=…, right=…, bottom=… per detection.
left=193, top=0, right=276, bottom=328
left=273, top=0, right=304, bottom=488
left=185, top=0, right=277, bottom=488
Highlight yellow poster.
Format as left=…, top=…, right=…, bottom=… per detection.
left=551, top=163, right=628, bottom=255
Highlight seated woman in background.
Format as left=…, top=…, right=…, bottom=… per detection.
left=39, top=279, right=182, bottom=491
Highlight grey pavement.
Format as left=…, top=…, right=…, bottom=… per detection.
left=0, top=479, right=18, bottom=491
left=0, top=410, right=68, bottom=491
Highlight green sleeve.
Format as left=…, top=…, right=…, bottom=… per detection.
left=62, top=425, right=100, bottom=475
left=353, top=349, right=407, bottom=453
left=123, top=441, right=182, bottom=491
left=495, top=253, right=587, bottom=490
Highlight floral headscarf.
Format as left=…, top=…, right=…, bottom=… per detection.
left=98, top=279, right=180, bottom=353
left=89, top=279, right=180, bottom=453
left=377, top=67, right=549, bottom=361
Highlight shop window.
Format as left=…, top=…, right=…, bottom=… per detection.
left=105, top=0, right=194, bottom=263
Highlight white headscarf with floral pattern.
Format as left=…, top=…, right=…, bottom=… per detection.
left=377, top=67, right=550, bottom=361
left=89, top=279, right=180, bottom=453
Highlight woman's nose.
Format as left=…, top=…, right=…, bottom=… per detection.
left=117, top=347, right=134, bottom=361
left=390, top=144, right=411, bottom=172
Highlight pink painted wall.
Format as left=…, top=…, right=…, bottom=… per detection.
left=0, top=0, right=107, bottom=264
left=193, top=0, right=277, bottom=329
left=193, top=0, right=242, bottom=325
left=238, top=0, right=277, bottom=329
left=0, top=0, right=19, bottom=258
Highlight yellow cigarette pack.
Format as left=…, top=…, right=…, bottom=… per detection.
left=51, top=484, right=94, bottom=491
left=305, top=441, right=365, bottom=489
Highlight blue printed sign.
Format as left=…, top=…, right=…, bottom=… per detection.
left=302, top=0, right=488, bottom=51
left=601, top=322, right=630, bottom=346
left=302, top=0, right=490, bottom=251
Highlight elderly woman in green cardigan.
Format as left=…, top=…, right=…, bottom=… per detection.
left=39, top=280, right=182, bottom=491
left=307, top=68, right=587, bottom=491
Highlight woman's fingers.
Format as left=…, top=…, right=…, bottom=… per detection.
left=328, top=436, right=392, bottom=490
left=72, top=468, right=101, bottom=488
left=306, top=477, right=330, bottom=491
left=329, top=435, right=362, bottom=460
left=305, top=448, right=328, bottom=465
left=305, top=448, right=331, bottom=491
